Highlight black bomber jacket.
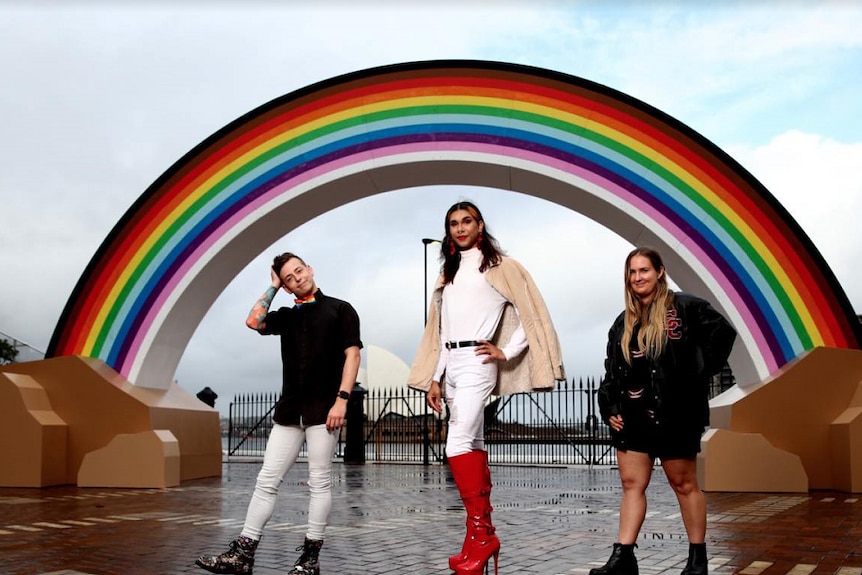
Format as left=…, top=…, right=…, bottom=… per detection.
left=597, top=292, right=737, bottom=432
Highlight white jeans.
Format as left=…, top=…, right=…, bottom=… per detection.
left=445, top=348, right=498, bottom=457
left=240, top=422, right=339, bottom=542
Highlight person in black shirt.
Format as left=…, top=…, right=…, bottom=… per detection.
left=593, top=247, right=736, bottom=575
left=196, top=252, right=362, bottom=575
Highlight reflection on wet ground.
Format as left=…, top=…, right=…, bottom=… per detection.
left=2, top=462, right=861, bottom=575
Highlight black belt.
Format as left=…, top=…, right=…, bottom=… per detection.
left=445, top=340, right=481, bottom=349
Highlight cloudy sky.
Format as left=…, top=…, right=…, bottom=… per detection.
left=1, top=1, right=860, bottom=416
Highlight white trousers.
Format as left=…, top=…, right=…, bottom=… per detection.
left=445, top=348, right=498, bottom=457
left=240, top=422, right=339, bottom=542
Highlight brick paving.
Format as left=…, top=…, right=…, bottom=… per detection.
left=2, top=462, right=862, bottom=575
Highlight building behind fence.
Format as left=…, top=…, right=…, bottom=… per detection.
left=225, top=366, right=734, bottom=466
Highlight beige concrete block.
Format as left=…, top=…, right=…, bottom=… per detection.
left=699, top=428, right=808, bottom=493
left=0, top=372, right=68, bottom=487
left=78, top=430, right=180, bottom=488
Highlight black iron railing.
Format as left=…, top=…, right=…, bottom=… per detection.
left=225, top=367, right=734, bottom=465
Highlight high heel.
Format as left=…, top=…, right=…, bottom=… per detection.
left=456, top=540, right=499, bottom=575
left=448, top=450, right=500, bottom=575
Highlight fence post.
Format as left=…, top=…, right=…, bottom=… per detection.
left=423, top=393, right=430, bottom=465
left=585, top=377, right=599, bottom=466
left=344, top=383, right=366, bottom=464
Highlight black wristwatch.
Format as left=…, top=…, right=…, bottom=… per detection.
left=337, top=390, right=350, bottom=400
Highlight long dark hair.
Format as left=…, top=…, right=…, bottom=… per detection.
left=440, top=201, right=504, bottom=284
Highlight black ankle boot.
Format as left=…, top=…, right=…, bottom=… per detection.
left=288, top=538, right=323, bottom=575
left=195, top=536, right=258, bottom=574
left=680, top=543, right=707, bottom=575
left=589, top=543, right=638, bottom=575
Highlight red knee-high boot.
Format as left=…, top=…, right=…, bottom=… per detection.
left=448, top=450, right=491, bottom=569
left=447, top=450, right=499, bottom=575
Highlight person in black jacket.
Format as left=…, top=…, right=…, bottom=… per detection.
left=196, top=252, right=362, bottom=575
left=592, top=247, right=736, bottom=575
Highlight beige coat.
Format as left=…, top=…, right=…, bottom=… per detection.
left=406, top=256, right=566, bottom=396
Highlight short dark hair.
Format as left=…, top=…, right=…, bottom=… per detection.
left=272, top=252, right=306, bottom=275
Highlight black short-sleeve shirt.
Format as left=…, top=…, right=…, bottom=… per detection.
left=259, top=290, right=363, bottom=425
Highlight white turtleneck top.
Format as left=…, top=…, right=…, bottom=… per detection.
left=433, top=247, right=528, bottom=382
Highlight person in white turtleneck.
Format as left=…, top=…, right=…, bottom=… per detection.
left=433, top=242, right=528, bottom=457
left=409, top=201, right=565, bottom=575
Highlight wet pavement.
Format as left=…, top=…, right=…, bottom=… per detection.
left=2, top=461, right=862, bottom=575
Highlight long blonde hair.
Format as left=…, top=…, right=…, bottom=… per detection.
left=620, top=247, right=675, bottom=364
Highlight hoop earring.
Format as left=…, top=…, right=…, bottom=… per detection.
left=449, top=240, right=456, bottom=255
left=477, top=231, right=484, bottom=247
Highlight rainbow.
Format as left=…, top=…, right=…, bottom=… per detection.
left=48, top=60, right=861, bottom=385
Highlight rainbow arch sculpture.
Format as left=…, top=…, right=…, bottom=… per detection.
left=47, top=60, right=860, bottom=391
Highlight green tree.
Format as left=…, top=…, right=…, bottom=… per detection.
left=0, top=338, right=18, bottom=365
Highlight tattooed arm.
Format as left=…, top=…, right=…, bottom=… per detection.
left=245, top=268, right=282, bottom=331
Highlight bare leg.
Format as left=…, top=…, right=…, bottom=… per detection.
left=661, top=457, right=705, bottom=543
left=616, top=449, right=654, bottom=544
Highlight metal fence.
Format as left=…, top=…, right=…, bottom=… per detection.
left=225, top=392, right=280, bottom=459
left=351, top=378, right=616, bottom=465
left=226, top=383, right=613, bottom=465
left=226, top=366, right=735, bottom=466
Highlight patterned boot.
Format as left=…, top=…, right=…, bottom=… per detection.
left=195, top=536, right=258, bottom=574
left=287, top=537, right=323, bottom=575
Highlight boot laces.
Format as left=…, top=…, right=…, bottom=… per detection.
left=291, top=542, right=320, bottom=570
left=227, top=540, right=253, bottom=559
